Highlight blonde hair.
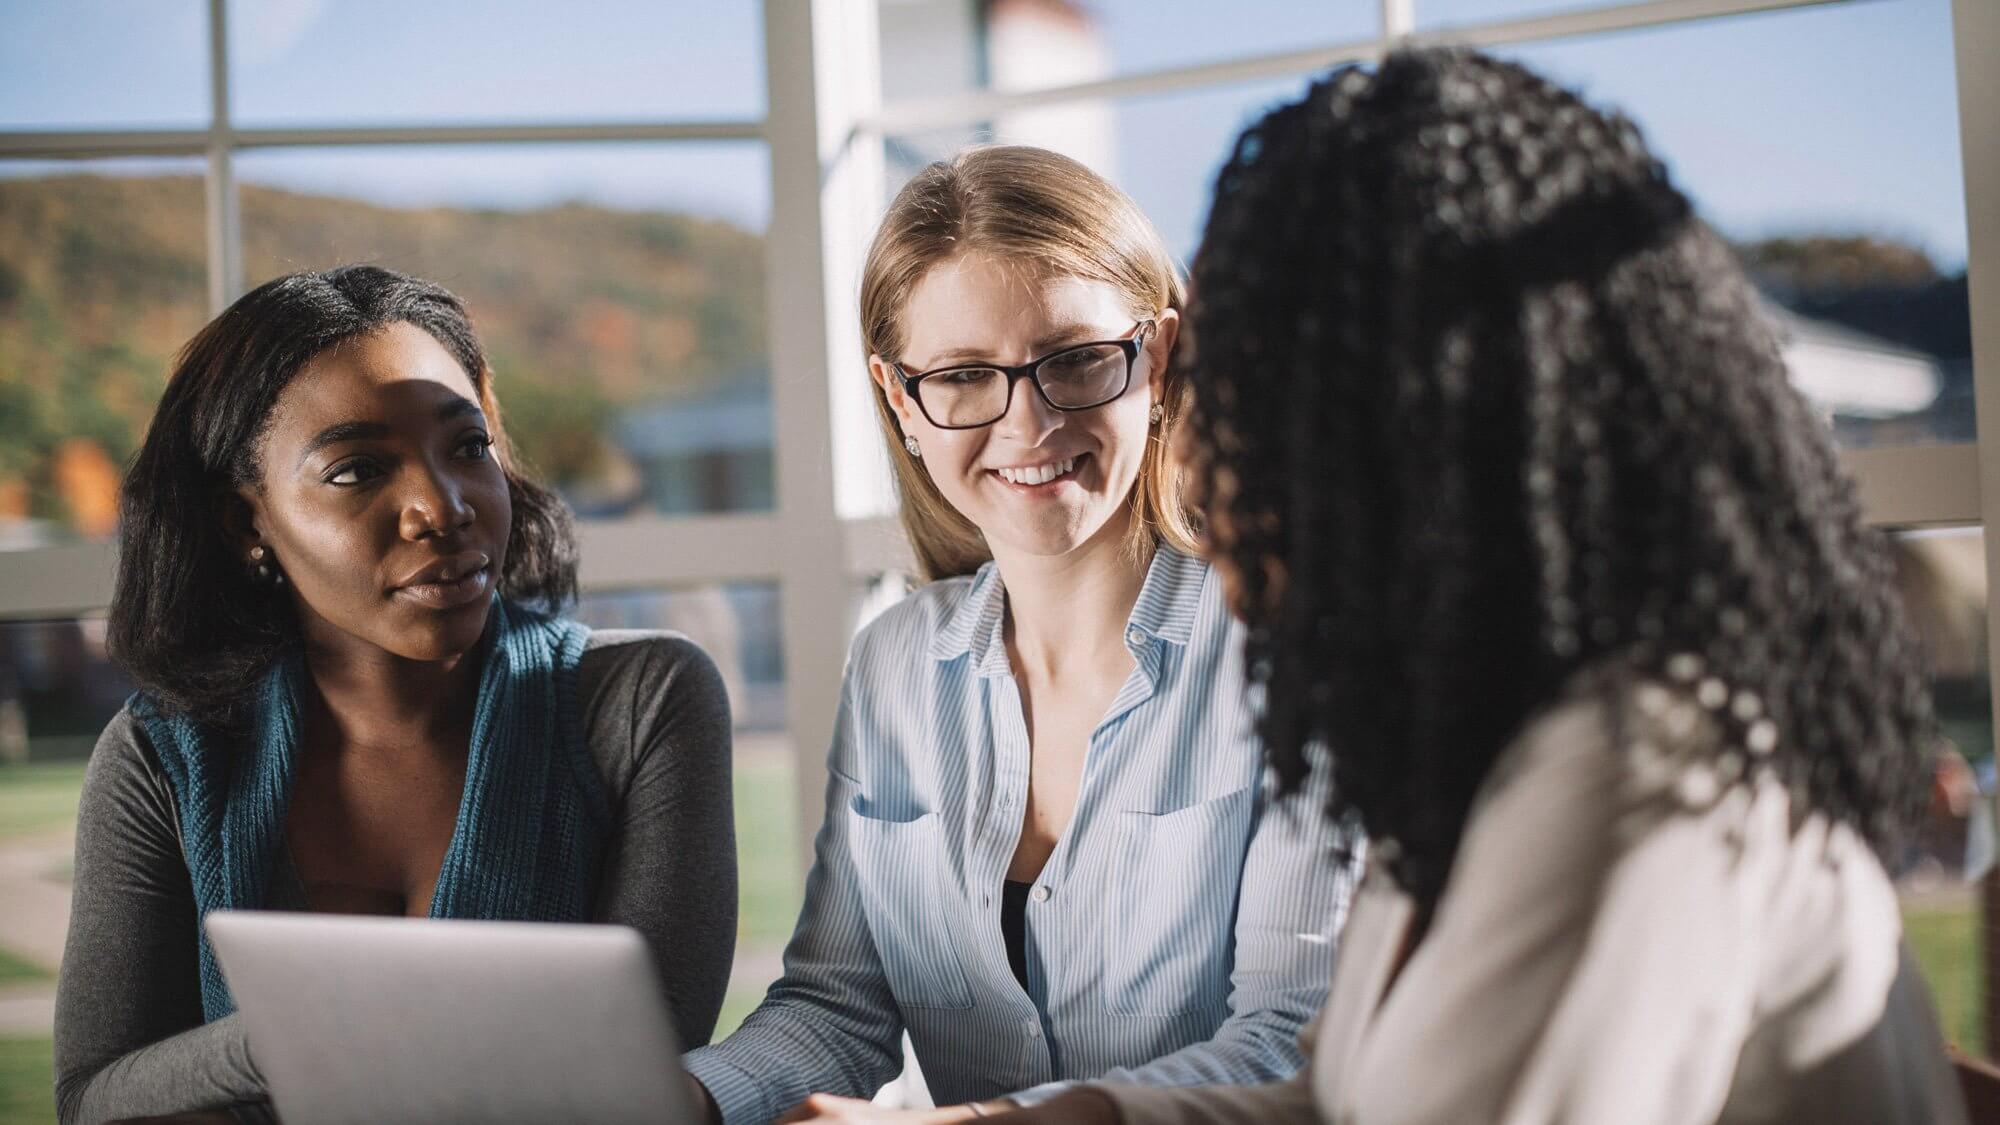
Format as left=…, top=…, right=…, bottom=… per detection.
left=861, top=145, right=1198, bottom=582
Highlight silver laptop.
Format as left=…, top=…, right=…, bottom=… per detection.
left=206, top=911, right=697, bottom=1125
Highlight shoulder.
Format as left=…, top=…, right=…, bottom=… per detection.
left=1464, top=672, right=1835, bottom=898
left=574, top=629, right=731, bottom=779
left=1477, top=674, right=1728, bottom=817
left=77, top=699, right=183, bottom=841
left=846, top=570, right=986, bottom=675
left=579, top=628, right=725, bottom=702
left=88, top=699, right=172, bottom=787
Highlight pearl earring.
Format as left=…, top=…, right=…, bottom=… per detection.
left=904, top=435, right=922, bottom=458
left=248, top=544, right=284, bottom=586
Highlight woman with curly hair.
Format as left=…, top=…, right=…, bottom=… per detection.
left=53, top=266, right=736, bottom=1124
left=1005, top=48, right=1967, bottom=1124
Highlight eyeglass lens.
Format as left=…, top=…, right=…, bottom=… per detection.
left=920, top=343, right=1129, bottom=428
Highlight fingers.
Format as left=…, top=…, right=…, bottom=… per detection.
left=777, top=1092, right=871, bottom=1123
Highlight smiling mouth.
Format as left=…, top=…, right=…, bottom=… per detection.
left=994, top=454, right=1085, bottom=489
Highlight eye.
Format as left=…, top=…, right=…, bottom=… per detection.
left=326, top=458, right=384, bottom=486
left=454, top=433, right=493, bottom=460
left=932, top=368, right=997, bottom=388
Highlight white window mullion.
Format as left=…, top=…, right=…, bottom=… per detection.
left=762, top=0, right=886, bottom=865
left=204, top=0, right=241, bottom=314
left=1952, top=0, right=2000, bottom=721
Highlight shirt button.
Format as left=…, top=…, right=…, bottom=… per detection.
left=1031, top=885, right=1051, bottom=903
left=1026, top=1023, right=1041, bottom=1038
left=1126, top=627, right=1146, bottom=647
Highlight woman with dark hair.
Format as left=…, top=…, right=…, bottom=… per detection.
left=1008, top=48, right=1967, bottom=1124
left=52, top=265, right=737, bottom=1125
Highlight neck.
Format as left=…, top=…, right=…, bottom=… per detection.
left=990, top=513, right=1153, bottom=681
left=298, top=625, right=484, bottom=752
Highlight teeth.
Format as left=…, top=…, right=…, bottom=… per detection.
left=998, top=456, right=1076, bottom=486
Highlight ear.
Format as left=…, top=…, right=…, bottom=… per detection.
left=1146, top=309, right=1181, bottom=399
left=869, top=354, right=923, bottom=433
left=216, top=488, right=266, bottom=562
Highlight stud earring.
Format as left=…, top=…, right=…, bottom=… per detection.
left=1149, top=403, right=1164, bottom=426
left=904, top=435, right=922, bottom=458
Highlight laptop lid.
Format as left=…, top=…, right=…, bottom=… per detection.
left=207, top=911, right=695, bottom=1125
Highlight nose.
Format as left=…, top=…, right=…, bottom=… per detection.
left=398, top=463, right=477, bottom=541
left=991, top=371, right=1062, bottom=446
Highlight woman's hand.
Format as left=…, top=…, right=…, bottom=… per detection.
left=775, top=1088, right=1121, bottom=1124
left=984, top=1089, right=1121, bottom=1124
left=775, top=1094, right=991, bottom=1123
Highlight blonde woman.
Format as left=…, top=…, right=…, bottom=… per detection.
left=681, top=147, right=1361, bottom=1124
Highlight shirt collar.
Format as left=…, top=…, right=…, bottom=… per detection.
left=927, top=543, right=1209, bottom=671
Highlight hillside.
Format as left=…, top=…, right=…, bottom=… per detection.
left=0, top=173, right=767, bottom=537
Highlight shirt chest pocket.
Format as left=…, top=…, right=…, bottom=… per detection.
left=1101, top=785, right=1257, bottom=1017
left=845, top=802, right=975, bottom=1010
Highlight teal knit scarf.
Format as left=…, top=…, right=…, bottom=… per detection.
left=133, top=598, right=610, bottom=1022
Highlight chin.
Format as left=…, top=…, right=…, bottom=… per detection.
left=388, top=600, right=493, bottom=663
left=994, top=512, right=1109, bottom=559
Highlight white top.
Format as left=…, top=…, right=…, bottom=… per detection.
left=1100, top=682, right=1969, bottom=1125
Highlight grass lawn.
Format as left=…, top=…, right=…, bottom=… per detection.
left=733, top=752, right=801, bottom=949
left=719, top=750, right=801, bottom=1039
left=0, top=764, right=86, bottom=842
left=0, top=1038, right=54, bottom=1125
left=713, top=981, right=767, bottom=1042
left=0, top=950, right=50, bottom=988
left=1903, top=897, right=1984, bottom=1057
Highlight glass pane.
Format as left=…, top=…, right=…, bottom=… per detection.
left=574, top=583, right=792, bottom=1039
left=227, top=0, right=764, bottom=126
left=0, top=159, right=211, bottom=552
left=879, top=0, right=1372, bottom=101
left=0, top=1, right=208, bottom=129
left=888, top=72, right=1313, bottom=263
left=1417, top=0, right=1620, bottom=30
left=1892, top=527, right=1994, bottom=1061
left=237, top=143, right=774, bottom=516
left=1489, top=0, right=1971, bottom=447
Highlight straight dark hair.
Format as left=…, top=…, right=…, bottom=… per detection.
left=108, top=265, right=579, bottom=721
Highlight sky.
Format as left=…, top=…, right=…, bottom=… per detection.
left=0, top=0, right=1973, bottom=269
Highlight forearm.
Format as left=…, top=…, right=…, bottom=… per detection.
left=57, top=715, right=268, bottom=1125
left=1084, top=1070, right=1317, bottom=1125
left=56, top=1016, right=266, bottom=1125
left=1007, top=1008, right=1307, bottom=1107
left=594, top=732, right=739, bottom=1046
left=685, top=988, right=905, bottom=1125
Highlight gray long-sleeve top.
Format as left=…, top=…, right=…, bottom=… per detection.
left=52, top=630, right=738, bottom=1125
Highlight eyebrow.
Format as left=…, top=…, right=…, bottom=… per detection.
left=919, top=325, right=1115, bottom=368
left=296, top=395, right=485, bottom=467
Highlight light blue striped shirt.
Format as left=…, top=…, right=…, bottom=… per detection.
left=684, top=546, right=1362, bottom=1123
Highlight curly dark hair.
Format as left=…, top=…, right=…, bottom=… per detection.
left=109, top=265, right=579, bottom=720
left=1185, top=49, right=1934, bottom=907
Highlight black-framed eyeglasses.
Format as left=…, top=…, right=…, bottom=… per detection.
left=893, top=320, right=1156, bottom=430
